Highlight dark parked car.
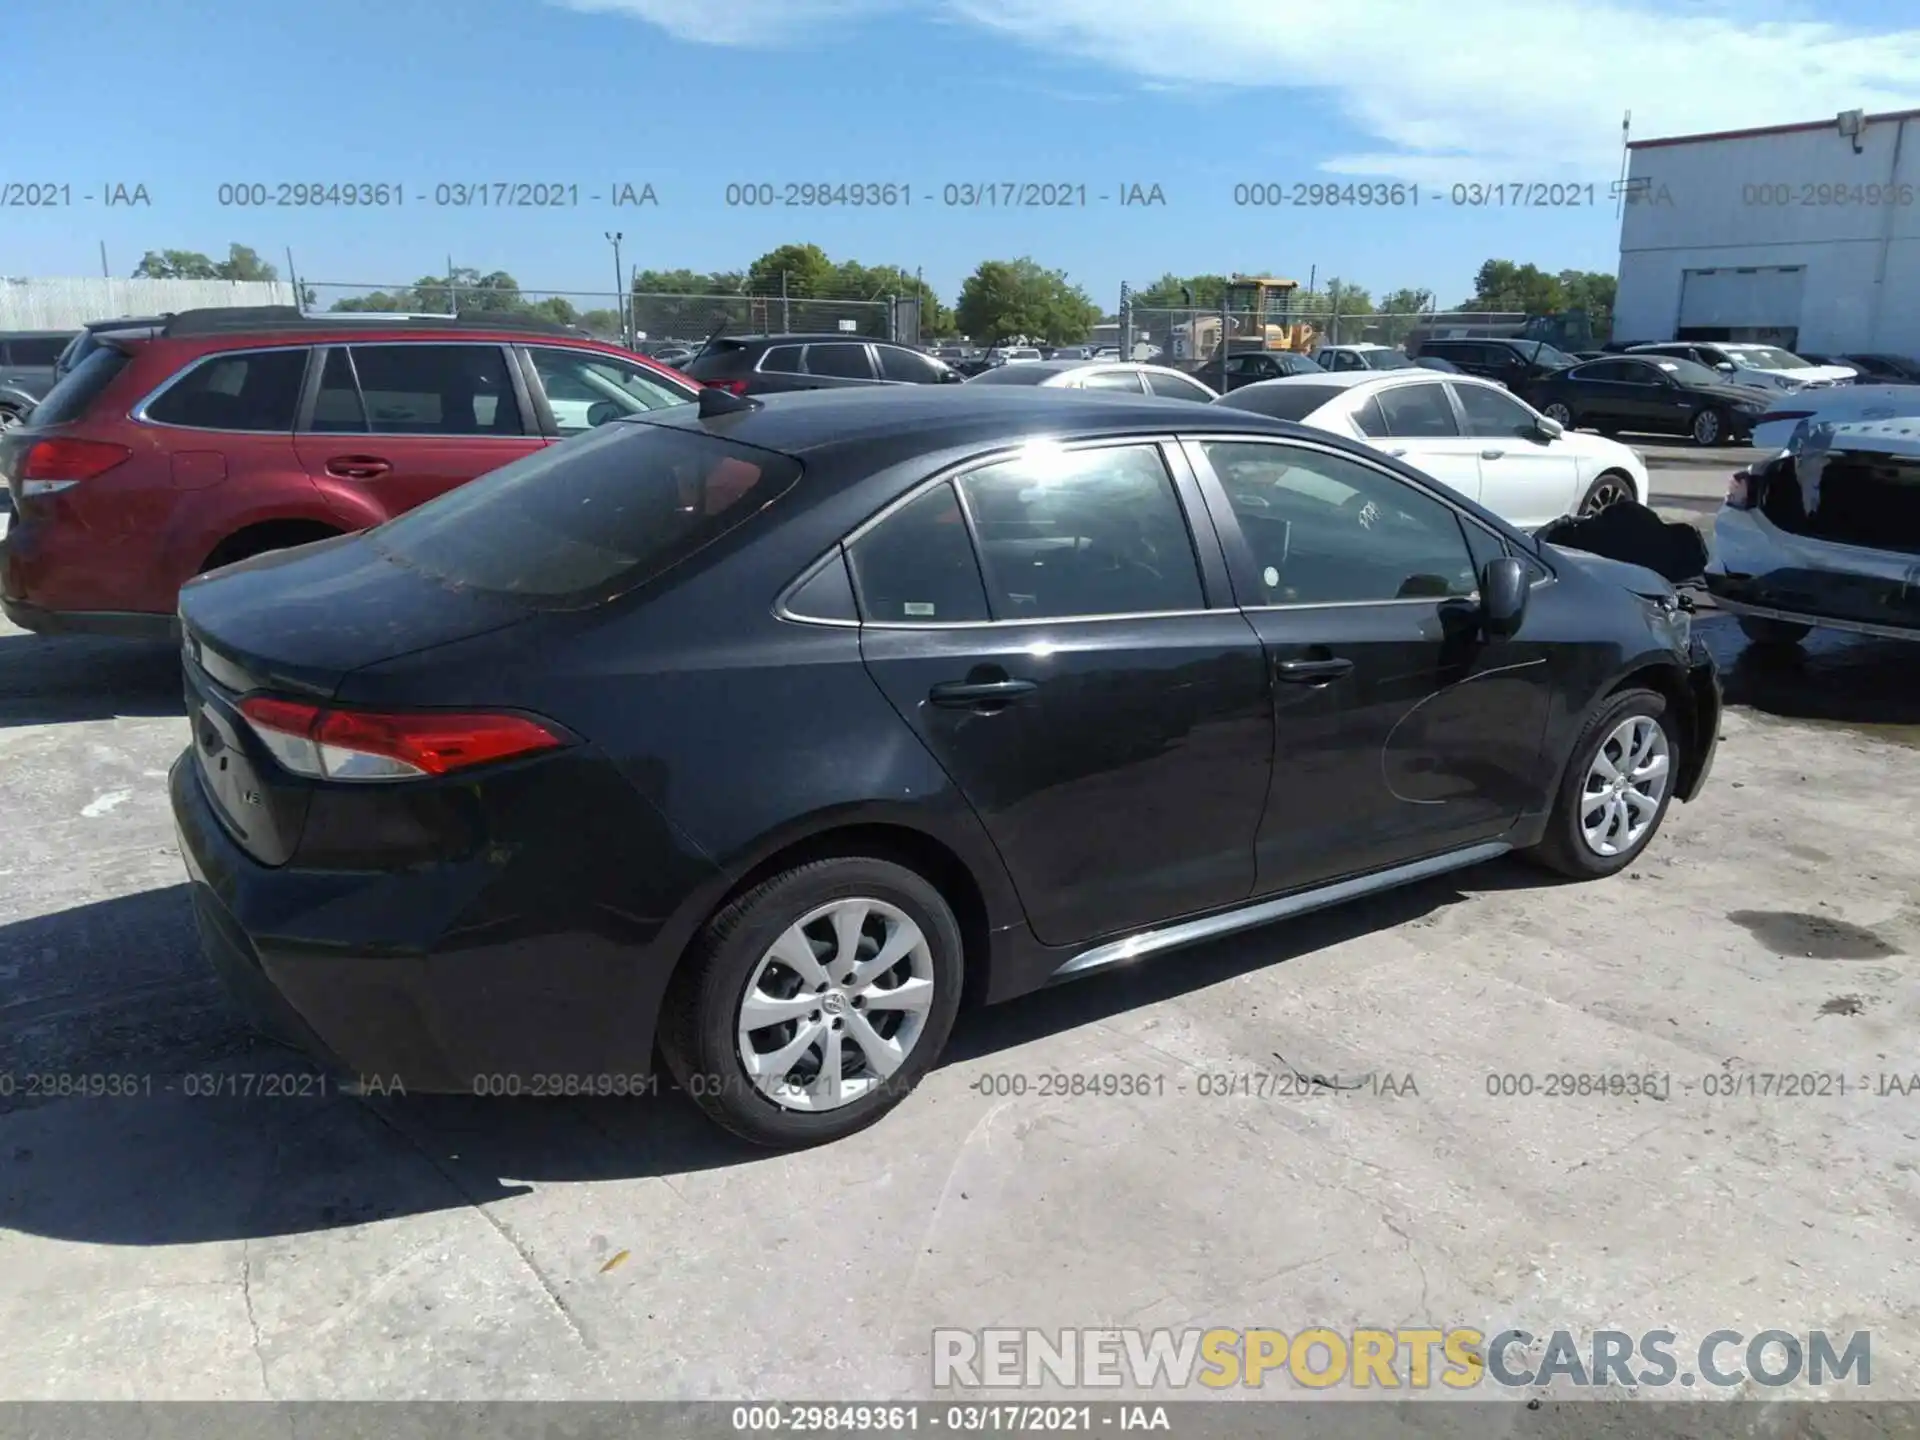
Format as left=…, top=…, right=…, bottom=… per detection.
left=1189, top=348, right=1325, bottom=392
left=169, top=384, right=1718, bottom=1147
left=1527, top=354, right=1773, bottom=447
left=1413, top=356, right=1462, bottom=373
left=684, top=333, right=964, bottom=396
left=1825, top=353, right=1920, bottom=384
left=0, top=331, right=80, bottom=430
left=1408, top=338, right=1579, bottom=403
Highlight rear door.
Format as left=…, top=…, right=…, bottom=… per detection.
left=293, top=342, right=543, bottom=524
left=1184, top=435, right=1552, bottom=893
left=800, top=342, right=882, bottom=390
left=851, top=440, right=1272, bottom=947
left=1450, top=381, right=1580, bottom=526
left=1370, top=379, right=1485, bottom=501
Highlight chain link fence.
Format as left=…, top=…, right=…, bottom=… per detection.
left=300, top=277, right=918, bottom=351
left=1125, top=305, right=1542, bottom=362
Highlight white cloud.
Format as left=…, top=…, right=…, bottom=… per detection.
left=945, top=0, right=1920, bottom=180
left=552, top=0, right=900, bottom=47
left=568, top=0, right=1920, bottom=176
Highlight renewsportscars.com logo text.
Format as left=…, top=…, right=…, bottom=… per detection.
left=933, top=1327, right=1871, bottom=1391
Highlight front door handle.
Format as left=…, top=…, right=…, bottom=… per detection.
left=1275, top=657, right=1353, bottom=684
left=1480, top=449, right=1506, bottom=460
left=929, top=678, right=1037, bottom=708
left=326, top=456, right=393, bottom=480
left=1386, top=447, right=1408, bottom=457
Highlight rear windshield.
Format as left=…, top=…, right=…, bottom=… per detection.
left=28, top=346, right=130, bottom=426
left=365, top=419, right=802, bottom=609
left=1213, top=383, right=1347, bottom=421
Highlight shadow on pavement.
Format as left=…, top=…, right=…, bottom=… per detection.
left=0, top=859, right=1536, bottom=1248
left=0, top=631, right=182, bottom=728
left=1701, top=615, right=1920, bottom=740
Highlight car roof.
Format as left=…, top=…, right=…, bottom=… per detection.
left=1228, top=370, right=1464, bottom=392
left=705, top=333, right=892, bottom=346
left=649, top=384, right=1296, bottom=461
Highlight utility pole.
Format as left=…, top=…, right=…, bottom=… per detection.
left=605, top=233, right=625, bottom=346
left=99, top=241, right=110, bottom=278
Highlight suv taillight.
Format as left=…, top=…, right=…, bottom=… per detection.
left=238, top=696, right=566, bottom=782
left=19, top=438, right=132, bottom=495
left=706, top=379, right=750, bottom=395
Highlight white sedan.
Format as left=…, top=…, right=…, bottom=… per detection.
left=1213, top=371, right=1649, bottom=529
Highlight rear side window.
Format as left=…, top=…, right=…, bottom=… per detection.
left=1146, top=371, right=1214, bottom=402
left=7, top=337, right=68, bottom=366
left=1375, top=383, right=1460, bottom=437
left=366, top=422, right=802, bottom=609
left=28, top=346, right=131, bottom=426
left=760, top=345, right=805, bottom=374
left=805, top=344, right=874, bottom=379
left=145, top=348, right=309, bottom=431
left=848, top=482, right=990, bottom=624
left=347, top=344, right=523, bottom=434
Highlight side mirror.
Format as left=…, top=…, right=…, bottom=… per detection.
left=1481, top=556, right=1528, bottom=638
left=940, top=368, right=965, bottom=383
left=1715, top=361, right=1736, bottom=374
left=586, top=400, right=621, bottom=427
left=1535, top=414, right=1564, bottom=439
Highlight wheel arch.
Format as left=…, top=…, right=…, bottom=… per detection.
left=198, top=516, right=347, bottom=573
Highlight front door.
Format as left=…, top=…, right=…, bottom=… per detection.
left=850, top=441, right=1273, bottom=947
left=294, top=343, right=542, bottom=524
left=1449, top=381, right=1582, bottom=527
left=1183, top=436, right=1552, bottom=894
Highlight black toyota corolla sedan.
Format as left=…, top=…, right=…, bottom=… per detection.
left=170, top=384, right=1720, bottom=1147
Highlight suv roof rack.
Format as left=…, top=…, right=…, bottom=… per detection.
left=160, top=308, right=581, bottom=338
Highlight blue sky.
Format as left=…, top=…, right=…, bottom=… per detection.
left=8, top=0, right=1920, bottom=314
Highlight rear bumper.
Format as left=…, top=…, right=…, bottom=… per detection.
left=1707, top=507, right=1920, bottom=640
left=169, top=752, right=701, bottom=1094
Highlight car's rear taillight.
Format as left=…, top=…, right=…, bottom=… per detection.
left=238, top=696, right=565, bottom=782
left=706, top=379, right=750, bottom=395
left=1726, top=469, right=1756, bottom=509
left=19, top=438, right=132, bottom=495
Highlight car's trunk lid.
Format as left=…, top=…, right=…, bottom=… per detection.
left=178, top=533, right=536, bottom=865
left=1756, top=425, right=1920, bottom=556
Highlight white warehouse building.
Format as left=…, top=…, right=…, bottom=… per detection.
left=1613, top=107, right=1920, bottom=356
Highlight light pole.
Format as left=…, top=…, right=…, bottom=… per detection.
left=606, top=232, right=625, bottom=347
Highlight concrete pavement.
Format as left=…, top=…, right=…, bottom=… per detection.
left=3, top=614, right=1919, bottom=1402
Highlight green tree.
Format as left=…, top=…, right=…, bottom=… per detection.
left=954, top=258, right=1100, bottom=346
left=630, top=267, right=747, bottom=340
left=214, top=244, right=278, bottom=282
left=1378, top=287, right=1434, bottom=315
left=1465, top=259, right=1567, bottom=315
left=746, top=243, right=837, bottom=298
left=327, top=268, right=572, bottom=322
left=133, top=249, right=219, bottom=279
left=1557, top=269, right=1617, bottom=338
left=1132, top=273, right=1232, bottom=310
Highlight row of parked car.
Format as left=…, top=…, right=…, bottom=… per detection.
left=2, top=307, right=1730, bottom=1151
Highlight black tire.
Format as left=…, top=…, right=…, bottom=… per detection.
left=1690, top=407, right=1727, bottom=447
left=0, top=405, right=24, bottom=434
left=1737, top=615, right=1811, bottom=647
left=1524, top=688, right=1680, bottom=880
left=1578, top=471, right=1638, bottom=514
left=1542, top=401, right=1575, bottom=427
left=658, top=856, right=965, bottom=1148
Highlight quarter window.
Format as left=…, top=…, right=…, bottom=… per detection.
left=848, top=482, right=991, bottom=624
left=1200, top=441, right=1478, bottom=605
left=1145, top=370, right=1214, bottom=402
left=760, top=345, right=806, bottom=374
left=876, top=346, right=944, bottom=383
left=956, top=443, right=1204, bottom=619
left=1078, top=369, right=1146, bottom=392
left=1374, top=382, right=1460, bottom=437
left=145, top=348, right=309, bottom=431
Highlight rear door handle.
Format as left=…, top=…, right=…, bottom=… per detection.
left=1275, top=657, right=1353, bottom=684
left=1480, top=449, right=1505, bottom=459
left=326, top=456, right=392, bottom=480
left=929, top=678, right=1037, bottom=708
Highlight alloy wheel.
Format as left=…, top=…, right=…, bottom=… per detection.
left=1692, top=409, right=1721, bottom=445
left=1544, top=402, right=1574, bottom=425
left=1579, top=715, right=1670, bottom=858
left=735, top=897, right=936, bottom=1112
left=1580, top=475, right=1635, bottom=515
left=0, top=409, right=20, bottom=434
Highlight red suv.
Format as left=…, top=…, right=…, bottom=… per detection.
left=0, top=310, right=699, bottom=637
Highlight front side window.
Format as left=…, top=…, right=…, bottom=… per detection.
left=805, top=344, right=875, bottom=379
left=1374, top=382, right=1460, bottom=438
left=876, top=346, right=944, bottom=383
left=343, top=344, right=523, bottom=435
left=956, top=443, right=1203, bottom=619
left=144, top=347, right=309, bottom=431
left=528, top=346, right=692, bottom=434
left=1199, top=440, right=1477, bottom=606
left=848, top=481, right=990, bottom=624
left=1453, top=383, right=1542, bottom=439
